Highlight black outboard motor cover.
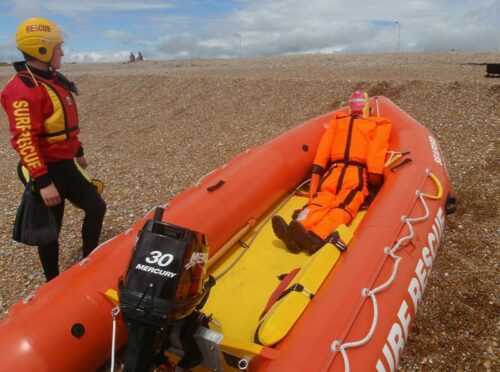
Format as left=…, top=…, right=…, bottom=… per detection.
left=119, top=211, right=209, bottom=328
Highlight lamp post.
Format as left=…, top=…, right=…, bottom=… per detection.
left=395, top=21, right=401, bottom=53
left=233, top=33, right=242, bottom=58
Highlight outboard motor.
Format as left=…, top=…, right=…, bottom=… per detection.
left=119, top=207, right=215, bottom=372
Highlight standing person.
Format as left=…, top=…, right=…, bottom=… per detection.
left=1, top=17, right=106, bottom=281
left=272, top=91, right=392, bottom=254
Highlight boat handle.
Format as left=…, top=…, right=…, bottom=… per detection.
left=421, top=171, right=443, bottom=200
left=207, top=179, right=225, bottom=192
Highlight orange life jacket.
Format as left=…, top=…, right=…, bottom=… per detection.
left=298, top=112, right=392, bottom=240
left=313, top=112, right=392, bottom=175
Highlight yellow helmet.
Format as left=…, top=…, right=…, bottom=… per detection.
left=15, top=17, right=63, bottom=63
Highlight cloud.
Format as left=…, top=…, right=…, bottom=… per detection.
left=66, top=50, right=130, bottom=63
left=103, top=29, right=135, bottom=45
left=152, top=0, right=499, bottom=59
left=0, top=0, right=498, bottom=63
left=10, top=0, right=174, bottom=18
left=0, top=37, right=20, bottom=63
left=8, top=0, right=43, bottom=19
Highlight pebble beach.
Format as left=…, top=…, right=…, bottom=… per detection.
left=0, top=52, right=498, bottom=370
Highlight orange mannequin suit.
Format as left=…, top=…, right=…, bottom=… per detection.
left=297, top=110, right=392, bottom=240
left=272, top=91, right=392, bottom=254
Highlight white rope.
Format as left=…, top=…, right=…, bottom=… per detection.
left=330, top=171, right=438, bottom=370
left=110, top=306, right=120, bottom=371
left=339, top=290, right=379, bottom=351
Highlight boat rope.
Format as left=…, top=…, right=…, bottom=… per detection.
left=110, top=306, right=121, bottom=372
left=213, top=178, right=311, bottom=281
left=330, top=169, right=443, bottom=372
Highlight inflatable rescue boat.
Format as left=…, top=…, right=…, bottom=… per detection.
left=0, top=96, right=456, bottom=371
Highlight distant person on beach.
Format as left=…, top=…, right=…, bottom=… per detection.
left=129, top=52, right=136, bottom=62
left=136, top=51, right=143, bottom=61
left=272, top=91, right=392, bottom=254
left=0, top=17, right=107, bottom=281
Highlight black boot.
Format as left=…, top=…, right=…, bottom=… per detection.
left=271, top=216, right=302, bottom=253
left=289, top=221, right=325, bottom=255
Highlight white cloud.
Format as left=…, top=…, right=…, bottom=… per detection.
left=65, top=50, right=130, bottom=63
left=151, top=0, right=499, bottom=59
left=1, top=0, right=498, bottom=63
left=0, top=37, right=20, bottom=62
left=11, top=0, right=174, bottom=18
left=8, top=0, right=43, bottom=19
left=103, top=29, right=135, bottom=45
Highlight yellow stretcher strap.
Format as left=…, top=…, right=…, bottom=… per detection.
left=422, top=172, right=443, bottom=200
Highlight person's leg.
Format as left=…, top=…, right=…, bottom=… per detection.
left=37, top=242, right=59, bottom=281
left=305, top=185, right=366, bottom=238
left=81, top=193, right=106, bottom=257
left=293, top=178, right=367, bottom=253
left=302, top=165, right=367, bottom=235
left=296, top=192, right=338, bottom=231
left=307, top=208, right=352, bottom=240
left=64, top=163, right=106, bottom=257
left=290, top=195, right=358, bottom=254
left=37, top=201, right=64, bottom=281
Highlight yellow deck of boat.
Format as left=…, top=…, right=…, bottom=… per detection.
left=204, top=192, right=365, bottom=345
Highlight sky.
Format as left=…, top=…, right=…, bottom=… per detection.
left=0, top=0, right=498, bottom=63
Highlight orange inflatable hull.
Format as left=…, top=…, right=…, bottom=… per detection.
left=0, top=97, right=454, bottom=371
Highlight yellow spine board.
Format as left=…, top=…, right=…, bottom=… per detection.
left=255, top=242, right=341, bottom=346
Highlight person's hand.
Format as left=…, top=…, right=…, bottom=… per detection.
left=40, top=183, right=61, bottom=206
left=76, top=155, right=88, bottom=169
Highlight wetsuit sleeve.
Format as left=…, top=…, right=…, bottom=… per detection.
left=313, top=115, right=338, bottom=169
left=367, top=117, right=392, bottom=174
left=1, top=80, right=51, bottom=188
